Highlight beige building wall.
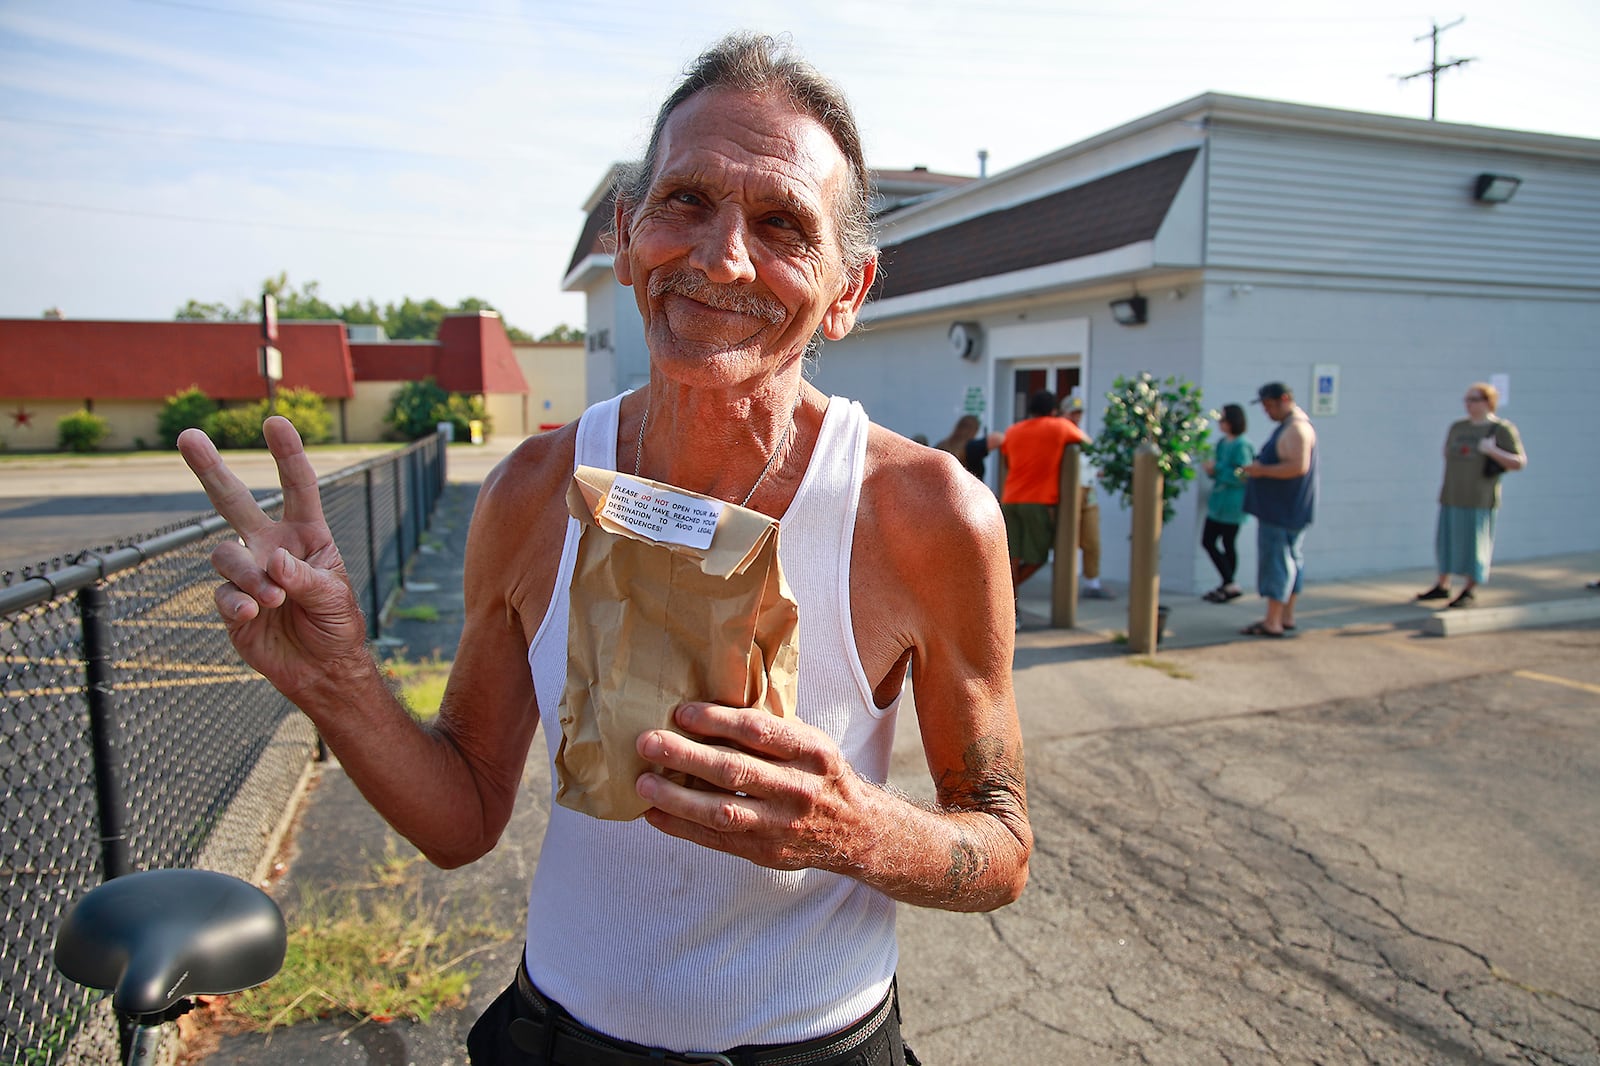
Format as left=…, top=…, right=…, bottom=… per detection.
left=513, top=342, right=585, bottom=434
left=1, top=398, right=162, bottom=452
left=482, top=392, right=522, bottom=442
left=347, top=381, right=400, bottom=443
left=346, top=381, right=530, bottom=444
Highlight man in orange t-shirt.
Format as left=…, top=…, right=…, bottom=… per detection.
left=999, top=389, right=1090, bottom=591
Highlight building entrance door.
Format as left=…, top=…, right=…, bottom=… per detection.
left=1006, top=364, right=1080, bottom=424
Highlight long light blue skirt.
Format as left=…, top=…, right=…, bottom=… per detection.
left=1435, top=505, right=1496, bottom=583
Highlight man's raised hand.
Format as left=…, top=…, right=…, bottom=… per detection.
left=177, top=416, right=370, bottom=702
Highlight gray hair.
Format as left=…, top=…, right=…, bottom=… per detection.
left=614, top=32, right=876, bottom=285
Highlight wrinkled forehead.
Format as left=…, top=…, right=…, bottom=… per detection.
left=651, top=88, right=850, bottom=217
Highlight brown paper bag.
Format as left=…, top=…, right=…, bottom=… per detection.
left=555, top=465, right=800, bottom=821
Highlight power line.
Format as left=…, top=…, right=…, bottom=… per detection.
left=0, top=114, right=538, bottom=163
left=1398, top=17, right=1474, bottom=121
left=0, top=194, right=568, bottom=246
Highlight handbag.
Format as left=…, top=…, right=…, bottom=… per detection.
left=1482, top=427, right=1503, bottom=478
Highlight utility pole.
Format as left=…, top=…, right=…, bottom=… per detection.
left=1399, top=18, right=1473, bottom=121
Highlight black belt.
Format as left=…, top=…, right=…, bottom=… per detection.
left=508, top=965, right=899, bottom=1066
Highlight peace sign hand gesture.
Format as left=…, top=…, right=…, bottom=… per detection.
left=178, top=416, right=371, bottom=704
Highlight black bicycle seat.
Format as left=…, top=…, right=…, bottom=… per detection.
left=54, top=868, right=287, bottom=1017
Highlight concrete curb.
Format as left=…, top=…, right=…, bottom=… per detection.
left=1422, top=595, right=1600, bottom=636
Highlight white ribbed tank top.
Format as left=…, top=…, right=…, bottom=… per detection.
left=523, top=392, right=900, bottom=1052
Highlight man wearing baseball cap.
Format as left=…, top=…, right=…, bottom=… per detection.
left=1239, top=383, right=1318, bottom=637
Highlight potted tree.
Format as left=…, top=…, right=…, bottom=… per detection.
left=1083, top=372, right=1211, bottom=637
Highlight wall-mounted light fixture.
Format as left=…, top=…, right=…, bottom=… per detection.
left=1109, top=295, right=1148, bottom=326
left=947, top=321, right=982, bottom=361
left=1473, top=173, right=1522, bottom=204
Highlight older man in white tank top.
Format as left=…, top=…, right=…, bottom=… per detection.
left=179, top=33, right=1030, bottom=1066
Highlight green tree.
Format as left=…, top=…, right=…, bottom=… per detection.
left=537, top=324, right=586, bottom=343
left=384, top=378, right=489, bottom=442
left=175, top=298, right=250, bottom=322
left=176, top=275, right=537, bottom=339
left=340, top=298, right=384, bottom=326
left=158, top=386, right=220, bottom=448
left=263, top=272, right=341, bottom=321
left=57, top=410, right=109, bottom=453
left=1084, top=372, right=1211, bottom=525
left=385, top=378, right=452, bottom=440
left=383, top=297, right=453, bottom=340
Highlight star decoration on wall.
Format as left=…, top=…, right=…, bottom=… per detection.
left=11, top=406, right=33, bottom=428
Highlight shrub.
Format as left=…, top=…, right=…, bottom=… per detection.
left=385, top=378, right=451, bottom=441
left=158, top=386, right=219, bottom=448
left=57, top=410, right=109, bottom=453
left=272, top=387, right=334, bottom=445
left=442, top=392, right=491, bottom=443
left=1084, top=372, right=1211, bottom=526
left=385, top=378, right=491, bottom=442
left=207, top=403, right=268, bottom=449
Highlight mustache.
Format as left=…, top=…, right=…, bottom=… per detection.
left=648, top=270, right=787, bottom=325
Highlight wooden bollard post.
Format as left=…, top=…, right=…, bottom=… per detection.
left=1051, top=443, right=1081, bottom=628
left=1127, top=442, right=1163, bottom=653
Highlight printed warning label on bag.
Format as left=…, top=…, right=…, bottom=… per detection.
left=601, top=475, right=723, bottom=550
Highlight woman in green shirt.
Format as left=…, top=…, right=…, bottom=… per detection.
left=1201, top=403, right=1256, bottom=602
left=1415, top=382, right=1527, bottom=609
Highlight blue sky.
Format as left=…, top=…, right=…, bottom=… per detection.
left=1, top=0, right=1595, bottom=337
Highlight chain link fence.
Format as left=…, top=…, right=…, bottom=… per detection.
left=0, top=434, right=445, bottom=1065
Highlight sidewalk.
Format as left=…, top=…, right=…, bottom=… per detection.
left=202, top=446, right=1600, bottom=1063
left=1017, top=550, right=1600, bottom=647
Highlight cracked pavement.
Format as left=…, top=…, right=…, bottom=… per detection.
left=205, top=475, right=1599, bottom=1065
left=896, top=624, right=1600, bottom=1064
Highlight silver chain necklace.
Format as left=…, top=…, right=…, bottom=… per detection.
left=633, top=393, right=799, bottom=508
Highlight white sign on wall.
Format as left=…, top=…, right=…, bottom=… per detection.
left=1490, top=373, right=1511, bottom=408
left=1311, top=363, right=1339, bottom=417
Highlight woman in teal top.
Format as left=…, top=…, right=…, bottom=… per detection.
left=1201, top=404, right=1256, bottom=602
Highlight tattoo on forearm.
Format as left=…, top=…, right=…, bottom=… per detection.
left=937, top=736, right=1027, bottom=815
left=946, top=833, right=987, bottom=893
left=935, top=735, right=1028, bottom=893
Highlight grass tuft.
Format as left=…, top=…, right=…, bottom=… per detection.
left=1127, top=655, right=1194, bottom=680
left=383, top=655, right=452, bottom=718
left=220, top=858, right=506, bottom=1033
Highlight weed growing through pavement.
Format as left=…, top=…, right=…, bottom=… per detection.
left=382, top=654, right=452, bottom=718
left=215, top=848, right=507, bottom=1035
left=1127, top=655, right=1194, bottom=680
left=392, top=603, right=441, bottom=623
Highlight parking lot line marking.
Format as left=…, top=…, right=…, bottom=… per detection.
left=1513, top=670, right=1600, bottom=697
left=17, top=672, right=266, bottom=698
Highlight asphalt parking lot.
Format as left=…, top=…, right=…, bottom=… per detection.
left=11, top=445, right=1597, bottom=1064
left=203, top=476, right=1598, bottom=1066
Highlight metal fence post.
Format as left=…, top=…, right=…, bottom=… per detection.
left=78, top=585, right=131, bottom=881
left=392, top=456, right=407, bottom=587
left=364, top=468, right=381, bottom=640
left=1051, top=443, right=1082, bottom=628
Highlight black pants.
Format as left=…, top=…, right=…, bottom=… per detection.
left=1202, top=518, right=1241, bottom=586
left=466, top=966, right=921, bottom=1066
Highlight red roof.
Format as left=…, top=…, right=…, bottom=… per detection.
left=438, top=313, right=527, bottom=394
left=0, top=319, right=355, bottom=401
left=350, top=313, right=527, bottom=395
left=0, top=311, right=529, bottom=403
left=349, top=341, right=439, bottom=384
